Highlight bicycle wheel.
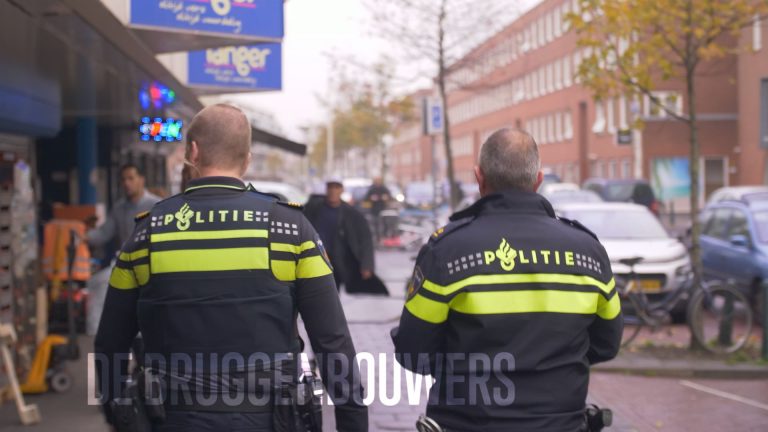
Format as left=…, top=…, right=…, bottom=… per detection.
left=687, top=282, right=753, bottom=354
left=620, top=290, right=644, bottom=348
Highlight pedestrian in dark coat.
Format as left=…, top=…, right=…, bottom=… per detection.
left=305, top=179, right=388, bottom=295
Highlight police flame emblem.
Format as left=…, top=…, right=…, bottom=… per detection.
left=496, top=238, right=517, bottom=271
left=175, top=203, right=194, bottom=231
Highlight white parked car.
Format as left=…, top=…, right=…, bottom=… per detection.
left=244, top=180, right=308, bottom=204
left=539, top=182, right=580, bottom=196
left=706, top=185, right=768, bottom=206
left=556, top=203, right=691, bottom=301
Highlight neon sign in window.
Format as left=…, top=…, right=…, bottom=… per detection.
left=139, top=117, right=183, bottom=142
left=139, top=83, right=176, bottom=110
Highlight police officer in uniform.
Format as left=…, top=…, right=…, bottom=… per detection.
left=392, top=128, right=622, bottom=432
left=95, top=104, right=368, bottom=431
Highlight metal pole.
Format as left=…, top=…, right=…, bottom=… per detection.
left=431, top=134, right=438, bottom=231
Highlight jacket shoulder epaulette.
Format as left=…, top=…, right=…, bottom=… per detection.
left=558, top=216, right=599, bottom=241
left=276, top=200, right=304, bottom=211
left=134, top=210, right=150, bottom=222
left=429, top=215, right=474, bottom=245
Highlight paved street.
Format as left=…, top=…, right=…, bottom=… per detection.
left=2, top=248, right=767, bottom=431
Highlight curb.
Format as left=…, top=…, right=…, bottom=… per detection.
left=594, top=357, right=768, bottom=379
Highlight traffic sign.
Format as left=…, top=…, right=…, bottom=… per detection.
left=423, top=98, right=444, bottom=136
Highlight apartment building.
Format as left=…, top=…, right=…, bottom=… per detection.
left=391, top=0, right=765, bottom=211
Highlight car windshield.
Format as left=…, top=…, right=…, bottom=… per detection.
left=603, top=183, right=635, bottom=201
left=563, top=208, right=669, bottom=239
left=752, top=210, right=768, bottom=243
left=547, top=191, right=602, bottom=205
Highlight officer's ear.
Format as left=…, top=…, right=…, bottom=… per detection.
left=533, top=170, right=544, bottom=192
left=241, top=151, right=252, bottom=176
left=474, top=165, right=488, bottom=196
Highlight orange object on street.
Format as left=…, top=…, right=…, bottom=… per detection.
left=41, top=220, right=91, bottom=282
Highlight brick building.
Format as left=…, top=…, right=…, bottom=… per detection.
left=390, top=0, right=767, bottom=212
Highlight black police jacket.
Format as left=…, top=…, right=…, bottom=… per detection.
left=95, top=176, right=368, bottom=431
left=392, top=191, right=623, bottom=432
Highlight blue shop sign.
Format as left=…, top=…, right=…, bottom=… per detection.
left=187, top=43, right=282, bottom=91
left=130, top=0, right=283, bottom=39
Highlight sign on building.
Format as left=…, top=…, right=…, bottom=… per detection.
left=129, top=0, right=284, bottom=40
left=617, top=128, right=632, bottom=146
left=423, top=98, right=444, bottom=136
left=187, top=43, right=282, bottom=91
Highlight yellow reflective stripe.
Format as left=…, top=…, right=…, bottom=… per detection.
left=423, top=274, right=615, bottom=296
left=296, top=255, right=332, bottom=279
left=450, top=290, right=600, bottom=315
left=271, top=260, right=297, bottom=281
left=185, top=184, right=245, bottom=192
left=151, top=229, right=268, bottom=243
left=109, top=267, right=138, bottom=290
left=151, top=248, right=269, bottom=273
left=405, top=294, right=449, bottom=324
left=134, top=264, right=149, bottom=286
left=597, top=292, right=621, bottom=319
left=270, top=241, right=315, bottom=254
left=118, top=249, right=149, bottom=262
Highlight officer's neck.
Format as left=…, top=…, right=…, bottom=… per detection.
left=196, top=167, right=243, bottom=180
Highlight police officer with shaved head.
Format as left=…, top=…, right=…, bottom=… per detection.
left=393, top=128, right=622, bottom=432
left=96, top=104, right=368, bottom=432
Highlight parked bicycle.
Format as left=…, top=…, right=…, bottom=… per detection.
left=618, top=257, right=753, bottom=354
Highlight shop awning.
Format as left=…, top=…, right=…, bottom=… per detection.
left=60, top=0, right=306, bottom=155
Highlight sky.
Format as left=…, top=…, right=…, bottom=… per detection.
left=225, top=0, right=539, bottom=142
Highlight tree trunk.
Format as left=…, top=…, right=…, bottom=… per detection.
left=438, top=0, right=459, bottom=212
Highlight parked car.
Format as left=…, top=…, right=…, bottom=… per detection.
left=539, top=182, right=580, bottom=196
left=544, top=189, right=603, bottom=207
left=699, top=198, right=768, bottom=318
left=244, top=180, right=308, bottom=204
left=706, top=185, right=768, bottom=206
left=582, top=178, right=661, bottom=215
left=557, top=202, right=691, bottom=315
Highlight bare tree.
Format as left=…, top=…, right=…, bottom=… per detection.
left=367, top=0, right=522, bottom=210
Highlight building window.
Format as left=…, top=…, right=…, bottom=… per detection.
left=618, top=96, right=628, bottom=129
left=563, top=56, right=572, bottom=87
left=593, top=102, right=606, bottom=133
left=546, top=63, right=554, bottom=93
left=606, top=99, right=616, bottom=133
left=530, top=22, right=538, bottom=49
left=554, top=7, right=562, bottom=37
left=644, top=91, right=683, bottom=118
left=555, top=112, right=563, bottom=141
left=573, top=51, right=582, bottom=83
left=555, top=59, right=563, bottom=90
left=539, top=17, right=546, bottom=47
left=754, top=14, right=762, bottom=52
left=608, top=160, right=617, bottom=179
left=546, top=12, right=554, bottom=42
left=547, top=114, right=555, bottom=143
left=562, top=2, right=571, bottom=31
left=621, top=159, right=632, bottom=179
left=591, top=161, right=603, bottom=178
left=540, top=117, right=548, bottom=144
left=539, top=68, right=546, bottom=95
left=564, top=110, right=574, bottom=139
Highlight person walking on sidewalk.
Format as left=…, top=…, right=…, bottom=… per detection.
left=95, top=104, right=368, bottom=432
left=392, top=128, right=622, bottom=432
left=87, top=163, right=160, bottom=249
left=304, top=179, right=387, bottom=295
left=363, top=177, right=391, bottom=242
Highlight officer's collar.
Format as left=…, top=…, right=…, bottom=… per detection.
left=184, top=176, right=247, bottom=193
left=450, top=190, right=556, bottom=221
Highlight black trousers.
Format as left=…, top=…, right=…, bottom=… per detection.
left=153, top=411, right=273, bottom=432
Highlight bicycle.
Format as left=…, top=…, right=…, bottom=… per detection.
left=618, top=257, right=753, bottom=354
